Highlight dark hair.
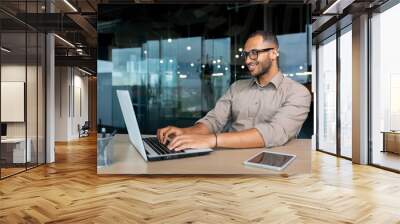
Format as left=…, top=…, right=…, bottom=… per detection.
left=248, top=30, right=279, bottom=48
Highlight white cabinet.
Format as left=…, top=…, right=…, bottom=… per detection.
left=1, top=138, right=32, bottom=163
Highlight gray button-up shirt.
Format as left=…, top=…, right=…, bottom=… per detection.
left=196, top=72, right=311, bottom=147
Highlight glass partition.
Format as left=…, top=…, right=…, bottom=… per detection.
left=97, top=4, right=313, bottom=137
left=317, top=35, right=337, bottom=155
left=370, top=3, right=400, bottom=171
left=0, top=1, right=46, bottom=179
left=339, top=27, right=352, bottom=158
left=27, top=30, right=38, bottom=169
left=1, top=31, right=28, bottom=177
left=37, top=31, right=45, bottom=165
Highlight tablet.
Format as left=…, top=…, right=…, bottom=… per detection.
left=243, top=151, right=296, bottom=171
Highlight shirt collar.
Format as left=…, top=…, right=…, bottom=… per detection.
left=251, top=71, right=284, bottom=89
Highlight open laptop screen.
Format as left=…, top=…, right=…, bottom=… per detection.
left=116, top=90, right=148, bottom=161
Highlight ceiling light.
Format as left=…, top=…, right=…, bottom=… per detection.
left=296, top=72, right=312, bottom=76
left=160, top=59, right=164, bottom=64
left=238, top=48, right=243, bottom=52
left=54, top=34, right=75, bottom=48
left=212, top=73, right=224, bottom=77
left=78, top=67, right=92, bottom=76
left=235, top=54, right=239, bottom=59
left=322, top=0, right=352, bottom=15
left=186, top=46, right=191, bottom=51
left=190, top=63, right=195, bottom=67
left=1, top=47, right=11, bottom=53
left=144, top=50, right=147, bottom=54
left=179, top=74, right=187, bottom=79
left=63, top=0, right=78, bottom=12
left=167, top=38, right=172, bottom=43
left=241, top=65, right=245, bottom=69
left=169, top=59, right=174, bottom=63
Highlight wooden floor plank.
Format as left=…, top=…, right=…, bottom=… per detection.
left=0, top=135, right=400, bottom=223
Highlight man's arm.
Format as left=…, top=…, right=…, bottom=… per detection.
left=217, top=86, right=311, bottom=149
left=214, top=128, right=265, bottom=148
left=167, top=83, right=311, bottom=150
left=183, top=122, right=210, bottom=134
left=167, top=128, right=264, bottom=151
left=254, top=84, right=311, bottom=147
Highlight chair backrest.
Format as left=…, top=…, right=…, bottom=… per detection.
left=82, top=121, right=90, bottom=129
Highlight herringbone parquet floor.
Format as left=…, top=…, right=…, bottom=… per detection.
left=1, top=135, right=400, bottom=224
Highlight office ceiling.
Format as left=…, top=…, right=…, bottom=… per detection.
left=0, top=0, right=389, bottom=74
left=1, top=0, right=317, bottom=75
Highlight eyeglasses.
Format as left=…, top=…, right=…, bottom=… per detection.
left=240, top=48, right=275, bottom=60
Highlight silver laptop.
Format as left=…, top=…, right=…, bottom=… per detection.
left=117, top=90, right=213, bottom=162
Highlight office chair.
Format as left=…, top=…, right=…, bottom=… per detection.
left=79, top=121, right=90, bottom=138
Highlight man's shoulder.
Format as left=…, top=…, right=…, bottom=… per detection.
left=281, top=76, right=311, bottom=97
left=231, top=79, right=253, bottom=89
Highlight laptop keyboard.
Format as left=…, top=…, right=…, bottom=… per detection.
left=143, top=137, right=184, bottom=155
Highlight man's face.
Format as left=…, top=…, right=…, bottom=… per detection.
left=243, top=35, right=278, bottom=78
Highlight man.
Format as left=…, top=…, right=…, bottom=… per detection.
left=157, top=31, right=311, bottom=151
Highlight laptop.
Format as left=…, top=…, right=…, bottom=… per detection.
left=117, top=90, right=213, bottom=161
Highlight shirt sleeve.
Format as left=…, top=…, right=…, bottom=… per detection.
left=254, top=84, right=311, bottom=147
left=195, top=82, right=236, bottom=133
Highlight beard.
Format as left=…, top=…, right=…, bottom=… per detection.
left=251, top=59, right=272, bottom=78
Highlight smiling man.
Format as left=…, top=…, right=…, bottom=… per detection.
left=157, top=31, right=311, bottom=151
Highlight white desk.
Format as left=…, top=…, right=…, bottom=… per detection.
left=97, top=134, right=311, bottom=175
left=1, top=138, right=31, bottom=163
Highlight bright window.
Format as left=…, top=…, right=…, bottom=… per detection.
left=317, top=36, right=337, bottom=154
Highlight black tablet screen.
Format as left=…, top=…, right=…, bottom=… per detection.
left=248, top=152, right=294, bottom=168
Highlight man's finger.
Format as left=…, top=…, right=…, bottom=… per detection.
left=174, top=143, right=189, bottom=151
left=160, top=127, right=171, bottom=143
left=163, top=128, right=178, bottom=144
left=171, top=140, right=189, bottom=151
left=168, top=136, right=188, bottom=149
left=177, top=138, right=195, bottom=151
left=156, top=128, right=161, bottom=142
left=167, top=135, right=183, bottom=149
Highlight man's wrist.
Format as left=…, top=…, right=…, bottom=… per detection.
left=181, top=127, right=192, bottom=134
left=210, top=133, right=218, bottom=148
left=206, top=133, right=216, bottom=148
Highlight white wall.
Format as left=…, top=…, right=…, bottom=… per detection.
left=55, top=66, right=69, bottom=141
left=55, top=67, right=89, bottom=141
left=71, top=72, right=89, bottom=138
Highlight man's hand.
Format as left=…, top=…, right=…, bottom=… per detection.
left=157, top=126, right=186, bottom=144
left=167, top=134, right=216, bottom=151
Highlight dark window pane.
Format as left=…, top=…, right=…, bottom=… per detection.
left=97, top=4, right=312, bottom=136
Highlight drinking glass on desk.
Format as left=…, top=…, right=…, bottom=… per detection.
left=97, top=130, right=117, bottom=167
